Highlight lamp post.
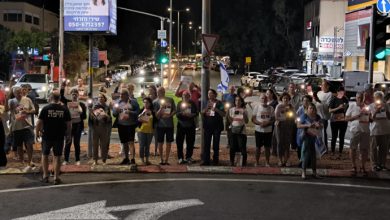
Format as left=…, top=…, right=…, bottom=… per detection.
left=189, top=24, right=202, bottom=55
left=168, top=7, right=190, bottom=57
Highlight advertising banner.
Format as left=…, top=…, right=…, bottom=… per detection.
left=318, top=36, right=344, bottom=53
left=64, top=0, right=117, bottom=34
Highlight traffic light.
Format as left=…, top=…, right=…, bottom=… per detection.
left=155, top=45, right=169, bottom=64
left=373, top=11, right=390, bottom=61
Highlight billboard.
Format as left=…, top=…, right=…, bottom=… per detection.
left=347, top=0, right=375, bottom=11
left=64, top=0, right=117, bottom=34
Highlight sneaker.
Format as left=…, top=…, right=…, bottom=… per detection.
left=41, top=176, right=49, bottom=183
left=178, top=159, right=186, bottom=164
left=102, top=162, right=106, bottom=166
left=75, top=161, right=81, bottom=166
left=92, top=162, right=98, bottom=166
left=130, top=159, right=136, bottom=165
left=53, top=178, right=62, bottom=185
left=186, top=158, right=193, bottom=164
left=120, top=158, right=130, bottom=165
left=62, top=161, right=69, bottom=166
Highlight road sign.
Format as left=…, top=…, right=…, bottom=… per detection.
left=104, top=59, right=109, bottom=66
left=157, top=30, right=167, bottom=39
left=92, top=47, right=99, bottom=68
left=245, top=57, right=252, bottom=64
left=377, top=0, right=390, bottom=14
left=161, top=40, right=168, bottom=48
left=202, top=34, right=219, bottom=55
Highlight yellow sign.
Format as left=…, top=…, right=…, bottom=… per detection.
left=245, top=57, right=251, bottom=64
left=347, top=0, right=375, bottom=11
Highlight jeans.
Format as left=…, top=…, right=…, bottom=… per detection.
left=321, top=119, right=329, bottom=149
left=202, top=129, right=221, bottom=164
left=176, top=125, right=196, bottom=160
left=330, top=121, right=348, bottom=153
left=230, top=133, right=247, bottom=166
left=92, top=124, right=111, bottom=161
left=301, top=135, right=316, bottom=170
left=64, top=122, right=83, bottom=162
left=370, top=135, right=390, bottom=167
left=138, top=132, right=153, bottom=159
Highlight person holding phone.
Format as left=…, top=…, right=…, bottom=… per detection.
left=228, top=96, right=248, bottom=166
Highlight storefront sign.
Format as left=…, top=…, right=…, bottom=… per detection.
left=319, top=36, right=344, bottom=53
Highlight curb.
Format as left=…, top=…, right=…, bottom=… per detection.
left=1, top=165, right=390, bottom=180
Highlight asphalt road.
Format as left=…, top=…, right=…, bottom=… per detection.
left=0, top=173, right=389, bottom=220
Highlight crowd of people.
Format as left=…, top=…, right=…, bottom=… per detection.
left=0, top=77, right=390, bottom=184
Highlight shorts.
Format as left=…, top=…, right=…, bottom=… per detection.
left=117, top=124, right=136, bottom=143
left=42, top=139, right=64, bottom=156
left=13, top=128, right=34, bottom=147
left=350, top=131, right=370, bottom=151
left=255, top=131, right=272, bottom=148
left=156, top=127, right=174, bottom=143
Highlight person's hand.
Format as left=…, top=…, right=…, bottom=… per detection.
left=338, top=104, right=345, bottom=109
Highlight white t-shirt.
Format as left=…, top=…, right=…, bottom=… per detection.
left=229, top=107, right=247, bottom=134
left=345, top=103, right=370, bottom=133
left=252, top=104, right=274, bottom=133
left=369, top=103, right=390, bottom=136
left=9, top=97, right=35, bottom=131
left=317, top=91, right=332, bottom=120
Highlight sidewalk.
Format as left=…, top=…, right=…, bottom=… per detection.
left=1, top=141, right=390, bottom=180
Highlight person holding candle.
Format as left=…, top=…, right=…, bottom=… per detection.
left=60, top=88, right=87, bottom=166
left=345, top=92, right=370, bottom=176
left=274, top=92, right=294, bottom=167
left=329, top=87, right=349, bottom=159
left=176, top=91, right=198, bottom=164
left=222, top=85, right=236, bottom=149
left=153, top=87, right=176, bottom=165
left=137, top=97, right=156, bottom=165
left=369, top=91, right=390, bottom=171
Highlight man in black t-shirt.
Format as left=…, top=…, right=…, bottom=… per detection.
left=36, top=89, right=71, bottom=185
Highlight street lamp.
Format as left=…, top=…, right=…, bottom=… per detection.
left=189, top=25, right=202, bottom=55
left=168, top=7, right=190, bottom=57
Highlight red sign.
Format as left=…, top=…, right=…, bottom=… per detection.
left=104, top=59, right=109, bottom=66
left=98, top=51, right=107, bottom=61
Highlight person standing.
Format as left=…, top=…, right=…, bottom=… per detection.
left=137, top=97, right=156, bottom=165
left=176, top=91, right=197, bottom=164
left=288, top=83, right=301, bottom=152
left=89, top=93, right=112, bottom=166
left=328, top=87, right=349, bottom=158
left=252, top=93, right=274, bottom=167
left=113, top=88, right=140, bottom=165
left=36, top=90, right=71, bottom=185
left=61, top=88, right=87, bottom=165
left=296, top=95, right=313, bottom=161
left=201, top=89, right=225, bottom=166
left=153, top=87, right=176, bottom=165
left=274, top=92, right=294, bottom=167
left=0, top=86, right=7, bottom=168
left=297, top=103, right=323, bottom=179
left=222, top=85, right=236, bottom=149
left=317, top=80, right=332, bottom=151
left=369, top=91, right=390, bottom=171
left=71, top=78, right=88, bottom=101
left=228, top=96, right=249, bottom=166
left=8, top=87, right=35, bottom=169
left=345, top=92, right=370, bottom=176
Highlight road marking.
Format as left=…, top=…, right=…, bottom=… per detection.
left=1, top=178, right=390, bottom=194
left=14, top=199, right=204, bottom=220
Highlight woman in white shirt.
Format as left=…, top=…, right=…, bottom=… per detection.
left=228, top=96, right=249, bottom=166
left=345, top=92, right=370, bottom=176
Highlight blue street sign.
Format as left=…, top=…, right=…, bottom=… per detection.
left=377, top=0, right=390, bottom=14
left=161, top=40, right=168, bottom=48
left=92, top=47, right=99, bottom=68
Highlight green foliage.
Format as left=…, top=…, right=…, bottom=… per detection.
left=63, top=35, right=88, bottom=78
left=107, top=44, right=123, bottom=64
left=0, top=25, right=12, bottom=75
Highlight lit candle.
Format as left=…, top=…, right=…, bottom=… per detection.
left=296, top=117, right=301, bottom=122
left=245, top=89, right=250, bottom=94
left=365, top=106, right=370, bottom=111
left=225, top=103, right=231, bottom=109
left=5, top=87, right=10, bottom=92
left=376, top=100, right=381, bottom=105
left=181, top=102, right=187, bottom=109
left=382, top=84, right=386, bottom=88
left=160, top=99, right=166, bottom=105
left=287, top=111, right=294, bottom=118
left=300, top=84, right=305, bottom=90
left=114, top=103, right=119, bottom=108
left=87, top=99, right=93, bottom=105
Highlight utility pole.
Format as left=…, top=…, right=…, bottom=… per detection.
left=168, top=0, right=173, bottom=89
left=87, top=33, right=93, bottom=158
left=200, top=0, right=211, bottom=159
left=59, top=0, right=64, bottom=83
left=368, top=6, right=375, bottom=84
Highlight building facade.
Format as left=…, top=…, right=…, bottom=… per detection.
left=303, top=0, right=348, bottom=76
left=0, top=1, right=58, bottom=33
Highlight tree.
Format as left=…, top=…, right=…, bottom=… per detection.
left=0, top=25, right=12, bottom=78
left=107, top=44, right=123, bottom=64
left=5, top=30, right=47, bottom=73
left=63, top=35, right=88, bottom=78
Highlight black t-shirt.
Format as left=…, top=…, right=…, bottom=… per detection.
left=39, top=103, right=71, bottom=141
left=329, top=96, right=349, bottom=114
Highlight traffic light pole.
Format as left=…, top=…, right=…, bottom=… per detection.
left=160, top=18, right=164, bottom=85
left=369, top=6, right=375, bottom=84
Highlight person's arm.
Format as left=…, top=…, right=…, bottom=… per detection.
left=129, top=99, right=140, bottom=116
left=244, top=109, right=249, bottom=124
left=175, top=82, right=183, bottom=97
left=214, top=101, right=226, bottom=117
left=176, top=101, right=185, bottom=120
left=24, top=98, right=35, bottom=114
left=169, top=99, right=176, bottom=117
left=297, top=118, right=311, bottom=129
left=345, top=105, right=359, bottom=122
left=328, top=97, right=344, bottom=113
left=35, top=119, right=43, bottom=140
left=80, top=102, right=87, bottom=120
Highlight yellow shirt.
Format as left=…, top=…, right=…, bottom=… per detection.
left=138, top=114, right=154, bottom=133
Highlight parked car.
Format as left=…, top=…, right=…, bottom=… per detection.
left=240, top=72, right=261, bottom=86
left=249, top=74, right=268, bottom=89
left=259, top=74, right=283, bottom=91
left=13, top=73, right=53, bottom=101
left=274, top=76, right=292, bottom=94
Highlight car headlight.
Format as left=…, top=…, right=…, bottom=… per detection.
left=41, top=86, right=47, bottom=92
left=300, top=84, right=305, bottom=89
left=121, top=75, right=126, bottom=80
left=154, top=77, right=160, bottom=83
left=140, top=69, right=145, bottom=75
left=164, top=64, right=168, bottom=68
left=5, top=87, right=10, bottom=92
left=139, top=77, right=145, bottom=82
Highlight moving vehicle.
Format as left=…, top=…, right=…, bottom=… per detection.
left=138, top=70, right=161, bottom=88
left=249, top=74, right=268, bottom=89
left=13, top=73, right=53, bottom=101
left=184, top=63, right=196, bottom=71
left=240, top=72, right=261, bottom=86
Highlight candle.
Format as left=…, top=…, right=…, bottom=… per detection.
left=225, top=103, right=231, bottom=109
left=5, top=87, right=10, bottom=92
left=114, top=103, right=119, bottom=108
left=160, top=99, right=166, bottom=105
left=87, top=99, right=93, bottom=105
left=245, top=89, right=250, bottom=94
left=364, top=106, right=370, bottom=111
left=181, top=102, right=187, bottom=109
left=376, top=100, right=381, bottom=105
left=287, top=111, right=294, bottom=118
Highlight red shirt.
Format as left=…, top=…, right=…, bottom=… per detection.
left=0, top=90, right=6, bottom=105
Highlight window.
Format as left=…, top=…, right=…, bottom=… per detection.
left=33, top=17, right=39, bottom=25
left=3, top=13, right=22, bottom=22
left=25, top=14, right=32, bottom=23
